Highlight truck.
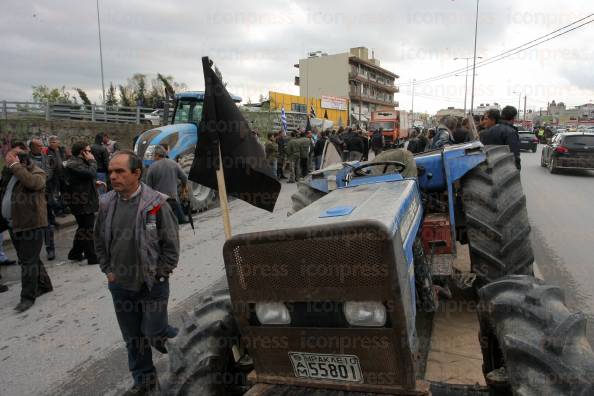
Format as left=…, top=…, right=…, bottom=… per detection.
left=164, top=142, right=594, bottom=395
left=368, top=110, right=409, bottom=147
left=133, top=91, right=241, bottom=211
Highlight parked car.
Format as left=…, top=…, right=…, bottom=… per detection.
left=541, top=132, right=594, bottom=173
left=518, top=130, right=538, bottom=152
left=143, top=109, right=164, bottom=126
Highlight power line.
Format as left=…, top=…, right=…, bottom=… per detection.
left=399, top=13, right=594, bottom=87
left=402, top=14, right=593, bottom=86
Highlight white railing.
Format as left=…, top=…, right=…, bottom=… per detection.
left=0, top=100, right=166, bottom=125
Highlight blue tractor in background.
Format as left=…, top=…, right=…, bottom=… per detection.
left=134, top=91, right=241, bottom=211
left=166, top=142, right=594, bottom=395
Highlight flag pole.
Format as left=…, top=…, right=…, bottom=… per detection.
left=216, top=144, right=232, bottom=239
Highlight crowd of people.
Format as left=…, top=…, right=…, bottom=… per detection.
left=0, top=133, right=185, bottom=394
left=0, top=131, right=190, bottom=295
left=263, top=104, right=522, bottom=183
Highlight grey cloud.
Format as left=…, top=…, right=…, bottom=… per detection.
left=1, top=0, right=592, bottom=112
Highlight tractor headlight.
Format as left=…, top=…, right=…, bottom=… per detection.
left=144, top=145, right=157, bottom=160
left=344, top=301, right=386, bottom=327
left=255, top=302, right=291, bottom=325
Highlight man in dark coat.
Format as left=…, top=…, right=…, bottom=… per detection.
left=479, top=107, right=521, bottom=170
left=64, top=141, right=99, bottom=264
left=313, top=130, right=328, bottom=170
left=47, top=135, right=68, bottom=216
left=453, top=118, right=473, bottom=144
left=343, top=128, right=365, bottom=161
left=91, top=133, right=110, bottom=194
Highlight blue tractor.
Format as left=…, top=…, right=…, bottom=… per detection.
left=165, top=143, right=594, bottom=395
left=134, top=91, right=241, bottom=211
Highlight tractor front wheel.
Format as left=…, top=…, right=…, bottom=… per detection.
left=288, top=181, right=327, bottom=216
left=478, top=275, right=594, bottom=395
left=165, top=278, right=249, bottom=396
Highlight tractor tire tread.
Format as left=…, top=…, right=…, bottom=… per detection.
left=166, top=278, right=243, bottom=396
left=461, top=145, right=534, bottom=285
left=478, top=275, right=594, bottom=396
left=288, top=181, right=327, bottom=216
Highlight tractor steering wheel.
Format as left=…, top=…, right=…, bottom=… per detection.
left=352, top=161, right=407, bottom=177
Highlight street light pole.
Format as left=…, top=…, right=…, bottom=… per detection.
left=469, top=0, right=479, bottom=116
left=96, top=0, right=106, bottom=105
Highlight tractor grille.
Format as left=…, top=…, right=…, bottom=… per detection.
left=225, top=225, right=393, bottom=301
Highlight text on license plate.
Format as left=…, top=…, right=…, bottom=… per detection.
left=288, top=352, right=362, bottom=382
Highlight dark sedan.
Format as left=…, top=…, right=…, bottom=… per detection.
left=518, top=130, right=538, bottom=152
left=541, top=132, right=594, bottom=173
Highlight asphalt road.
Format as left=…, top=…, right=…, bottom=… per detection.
left=2, top=147, right=593, bottom=395
left=521, top=144, right=594, bottom=344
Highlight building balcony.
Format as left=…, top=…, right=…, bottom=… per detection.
left=349, top=91, right=397, bottom=107
left=348, top=71, right=399, bottom=93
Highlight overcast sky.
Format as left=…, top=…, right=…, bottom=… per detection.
left=1, top=0, right=593, bottom=113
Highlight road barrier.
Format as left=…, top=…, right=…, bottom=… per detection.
left=0, top=100, right=161, bottom=125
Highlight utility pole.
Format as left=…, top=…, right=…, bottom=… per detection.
left=96, top=0, right=106, bottom=105
left=523, top=95, right=527, bottom=127
left=454, top=56, right=482, bottom=115
left=513, top=91, right=522, bottom=122
left=469, top=0, right=480, bottom=116
left=411, top=78, right=416, bottom=125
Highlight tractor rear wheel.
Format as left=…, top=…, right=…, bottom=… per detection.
left=478, top=275, right=594, bottom=395
left=178, top=153, right=216, bottom=212
left=288, top=181, right=327, bottom=216
left=165, top=278, right=249, bottom=396
left=461, top=145, right=533, bottom=285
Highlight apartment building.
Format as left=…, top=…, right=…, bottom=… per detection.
left=295, top=47, right=399, bottom=124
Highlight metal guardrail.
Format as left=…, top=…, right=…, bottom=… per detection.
left=0, top=100, right=163, bottom=125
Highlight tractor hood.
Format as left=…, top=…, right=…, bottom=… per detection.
left=135, top=123, right=198, bottom=166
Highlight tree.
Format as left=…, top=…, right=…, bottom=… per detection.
left=119, top=84, right=133, bottom=107
left=31, top=85, right=74, bottom=103
left=75, top=88, right=91, bottom=106
left=105, top=83, right=118, bottom=107
left=129, top=73, right=147, bottom=107
left=157, top=73, right=175, bottom=99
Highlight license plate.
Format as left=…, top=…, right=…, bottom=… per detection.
left=288, top=352, right=363, bottom=382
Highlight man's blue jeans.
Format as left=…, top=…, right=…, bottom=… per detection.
left=109, top=279, right=177, bottom=386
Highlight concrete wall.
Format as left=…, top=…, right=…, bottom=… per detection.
left=0, top=119, right=149, bottom=155
left=299, top=53, right=350, bottom=98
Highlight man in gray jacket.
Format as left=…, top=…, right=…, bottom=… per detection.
left=94, top=150, right=180, bottom=395
left=146, top=145, right=188, bottom=224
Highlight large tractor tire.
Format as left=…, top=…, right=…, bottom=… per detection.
left=477, top=275, right=594, bottom=395
left=166, top=279, right=249, bottom=396
left=461, top=145, right=534, bottom=285
left=178, top=153, right=216, bottom=212
left=287, top=181, right=327, bottom=216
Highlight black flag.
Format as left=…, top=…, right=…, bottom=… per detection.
left=323, top=109, right=328, bottom=119
left=305, top=116, right=312, bottom=132
left=188, top=57, right=281, bottom=212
